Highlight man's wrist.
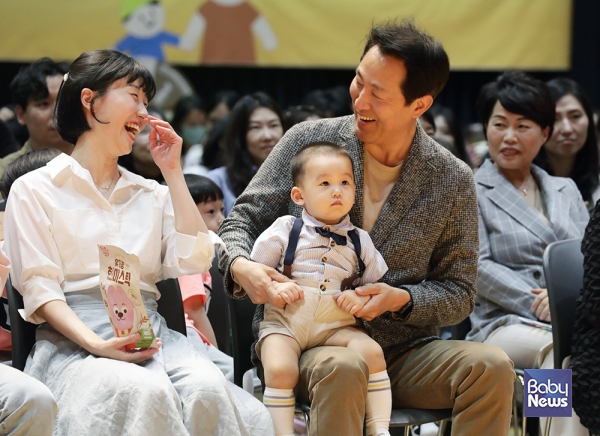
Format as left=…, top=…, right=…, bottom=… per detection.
left=230, top=256, right=247, bottom=283
left=390, top=288, right=413, bottom=320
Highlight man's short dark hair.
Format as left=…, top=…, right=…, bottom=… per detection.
left=290, top=142, right=354, bottom=186
left=10, top=58, right=69, bottom=110
left=54, top=49, right=156, bottom=145
left=363, top=19, right=450, bottom=104
left=0, top=148, right=62, bottom=199
left=184, top=174, right=224, bottom=205
left=477, top=71, right=555, bottom=138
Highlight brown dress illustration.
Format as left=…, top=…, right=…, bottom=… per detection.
left=199, top=1, right=260, bottom=64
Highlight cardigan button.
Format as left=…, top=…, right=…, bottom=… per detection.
left=533, top=270, right=541, bottom=279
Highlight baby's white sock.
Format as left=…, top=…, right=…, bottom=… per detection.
left=263, top=387, right=295, bottom=436
left=365, top=370, right=392, bottom=436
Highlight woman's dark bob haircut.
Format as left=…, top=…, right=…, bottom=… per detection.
left=54, top=49, right=156, bottom=145
left=477, top=71, right=555, bottom=140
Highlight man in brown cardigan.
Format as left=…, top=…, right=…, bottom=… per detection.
left=219, top=19, right=514, bottom=436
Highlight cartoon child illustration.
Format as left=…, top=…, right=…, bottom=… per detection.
left=115, top=0, right=198, bottom=108
left=195, top=0, right=278, bottom=64
left=107, top=284, right=136, bottom=336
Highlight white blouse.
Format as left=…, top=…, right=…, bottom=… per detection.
left=4, top=154, right=220, bottom=324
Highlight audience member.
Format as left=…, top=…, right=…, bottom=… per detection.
left=179, top=173, right=275, bottom=434
left=429, top=104, right=473, bottom=167
left=0, top=120, right=19, bottom=159
left=208, top=90, right=240, bottom=127
left=4, top=49, right=269, bottom=436
left=0, top=149, right=61, bottom=436
left=253, top=142, right=391, bottom=436
left=467, top=71, right=588, bottom=367
left=302, top=86, right=352, bottom=118
left=0, top=58, right=73, bottom=177
left=534, top=78, right=600, bottom=210
left=207, top=92, right=284, bottom=215
left=219, top=19, right=514, bottom=435
left=172, top=94, right=209, bottom=152
left=419, top=110, right=436, bottom=137
left=118, top=106, right=165, bottom=182
left=282, top=105, right=321, bottom=131
left=197, top=115, right=229, bottom=172
left=0, top=148, right=62, bottom=200
left=572, top=200, right=600, bottom=436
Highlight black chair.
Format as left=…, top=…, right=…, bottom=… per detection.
left=206, top=254, right=232, bottom=356
left=6, top=277, right=36, bottom=371
left=227, top=296, right=451, bottom=436
left=542, top=237, right=584, bottom=436
left=9, top=277, right=187, bottom=371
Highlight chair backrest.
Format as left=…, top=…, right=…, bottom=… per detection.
left=8, top=277, right=187, bottom=371
left=543, top=238, right=584, bottom=369
left=155, top=278, right=187, bottom=336
left=6, top=277, right=37, bottom=371
left=227, top=295, right=257, bottom=387
left=206, top=254, right=232, bottom=356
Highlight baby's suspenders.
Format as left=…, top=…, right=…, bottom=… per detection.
left=282, top=217, right=366, bottom=291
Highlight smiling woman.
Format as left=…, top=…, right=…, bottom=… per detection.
left=467, top=72, right=589, bottom=388
left=534, top=78, right=600, bottom=209
left=206, top=91, right=284, bottom=215
left=4, top=49, right=273, bottom=436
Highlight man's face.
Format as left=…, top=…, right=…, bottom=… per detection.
left=349, top=46, right=417, bottom=148
left=16, top=75, right=72, bottom=152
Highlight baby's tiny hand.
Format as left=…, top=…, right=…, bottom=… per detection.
left=334, top=290, right=370, bottom=315
left=273, top=281, right=304, bottom=305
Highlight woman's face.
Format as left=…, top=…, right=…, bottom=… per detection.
left=545, top=94, right=589, bottom=159
left=181, top=108, right=208, bottom=146
left=89, top=78, right=148, bottom=156
left=486, top=101, right=549, bottom=172
left=245, top=107, right=283, bottom=166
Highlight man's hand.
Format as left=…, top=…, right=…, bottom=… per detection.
left=530, top=288, right=551, bottom=322
left=333, top=290, right=370, bottom=315
left=231, top=258, right=290, bottom=308
left=354, top=283, right=410, bottom=321
left=273, top=281, right=304, bottom=306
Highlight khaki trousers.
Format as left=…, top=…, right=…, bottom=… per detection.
left=296, top=340, right=515, bottom=436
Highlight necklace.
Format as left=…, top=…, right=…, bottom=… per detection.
left=517, top=174, right=535, bottom=196
left=95, top=171, right=120, bottom=191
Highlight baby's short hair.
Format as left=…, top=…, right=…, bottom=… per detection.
left=184, top=174, right=224, bottom=205
left=291, top=142, right=354, bottom=186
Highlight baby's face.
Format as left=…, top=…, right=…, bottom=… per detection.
left=293, top=154, right=355, bottom=225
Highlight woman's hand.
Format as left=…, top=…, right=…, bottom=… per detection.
left=530, top=288, right=551, bottom=322
left=147, top=115, right=183, bottom=173
left=89, top=334, right=162, bottom=364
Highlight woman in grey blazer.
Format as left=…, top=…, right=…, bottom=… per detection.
left=467, top=72, right=589, bottom=371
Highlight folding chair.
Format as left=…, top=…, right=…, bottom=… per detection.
left=206, top=253, right=232, bottom=356
left=542, top=237, right=584, bottom=436
left=227, top=296, right=451, bottom=436
left=8, top=277, right=187, bottom=371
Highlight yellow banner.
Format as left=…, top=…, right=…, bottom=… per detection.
left=1, top=0, right=571, bottom=70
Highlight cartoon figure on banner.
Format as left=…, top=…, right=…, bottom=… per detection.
left=115, top=0, right=197, bottom=109
left=195, top=0, right=278, bottom=65
left=106, top=284, right=135, bottom=336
